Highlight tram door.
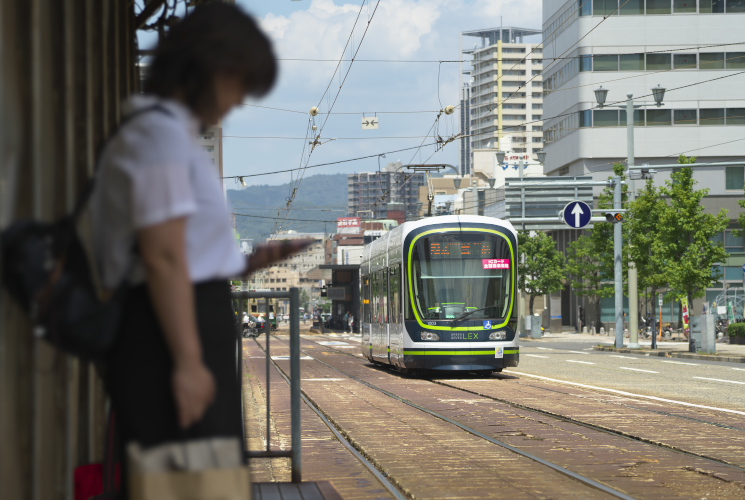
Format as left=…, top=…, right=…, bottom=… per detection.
left=372, top=269, right=389, bottom=361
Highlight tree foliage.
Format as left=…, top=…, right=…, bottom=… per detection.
left=651, top=157, right=729, bottom=312
left=517, top=231, right=565, bottom=314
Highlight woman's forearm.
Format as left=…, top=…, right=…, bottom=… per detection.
left=146, top=256, right=202, bottom=367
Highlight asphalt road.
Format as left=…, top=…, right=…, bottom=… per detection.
left=514, top=336, right=745, bottom=411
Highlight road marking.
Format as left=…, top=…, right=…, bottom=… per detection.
left=504, top=370, right=745, bottom=416
left=732, top=367, right=745, bottom=372
left=537, top=347, right=555, bottom=350
left=271, top=356, right=314, bottom=361
left=302, top=378, right=344, bottom=381
left=661, top=360, right=699, bottom=366
left=317, top=341, right=351, bottom=346
left=620, top=367, right=659, bottom=373
left=526, top=354, right=550, bottom=358
left=566, top=360, right=595, bottom=365
left=694, top=377, right=745, bottom=385
left=609, top=355, right=633, bottom=359
left=568, top=350, right=590, bottom=355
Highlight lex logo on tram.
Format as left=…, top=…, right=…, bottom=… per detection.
left=360, top=215, right=519, bottom=375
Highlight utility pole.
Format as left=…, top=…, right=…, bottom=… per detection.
left=626, top=95, right=639, bottom=349
left=613, top=175, right=624, bottom=349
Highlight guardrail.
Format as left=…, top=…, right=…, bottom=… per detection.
left=232, top=289, right=302, bottom=483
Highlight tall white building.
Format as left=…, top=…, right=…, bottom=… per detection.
left=461, top=27, right=544, bottom=176
left=542, top=0, right=745, bottom=328
left=543, top=1, right=744, bottom=187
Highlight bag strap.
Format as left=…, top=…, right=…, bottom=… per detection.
left=72, top=104, right=174, bottom=221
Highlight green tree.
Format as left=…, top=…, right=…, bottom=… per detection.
left=625, top=179, right=668, bottom=318
left=517, top=231, right=566, bottom=314
left=565, top=235, right=614, bottom=328
left=565, top=163, right=626, bottom=328
left=652, top=157, right=728, bottom=319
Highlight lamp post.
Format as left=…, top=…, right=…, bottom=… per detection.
left=594, top=84, right=666, bottom=348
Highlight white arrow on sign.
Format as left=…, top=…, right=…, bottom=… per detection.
left=571, top=202, right=585, bottom=228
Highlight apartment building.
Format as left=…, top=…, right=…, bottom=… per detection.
left=461, top=27, right=544, bottom=176
left=347, top=162, right=426, bottom=221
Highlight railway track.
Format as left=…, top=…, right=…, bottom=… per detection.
left=246, top=334, right=745, bottom=499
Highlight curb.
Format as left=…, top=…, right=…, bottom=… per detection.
left=593, top=345, right=745, bottom=363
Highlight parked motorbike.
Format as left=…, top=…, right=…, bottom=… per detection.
left=242, top=320, right=259, bottom=338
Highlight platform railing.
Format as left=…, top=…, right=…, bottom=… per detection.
left=232, top=288, right=302, bottom=483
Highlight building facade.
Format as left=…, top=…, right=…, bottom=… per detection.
left=347, top=162, right=426, bottom=220
left=542, top=0, right=745, bottom=328
left=461, top=27, right=544, bottom=176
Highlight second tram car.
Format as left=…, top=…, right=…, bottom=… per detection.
left=360, top=215, right=519, bottom=373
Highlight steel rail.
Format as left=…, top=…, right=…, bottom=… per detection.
left=252, top=338, right=409, bottom=500
left=309, top=336, right=745, bottom=475
left=280, top=339, right=639, bottom=500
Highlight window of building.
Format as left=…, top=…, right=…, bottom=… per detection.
left=673, top=0, right=697, bottom=12
left=700, top=0, right=725, bottom=12
left=646, top=53, right=671, bottom=70
left=579, top=54, right=593, bottom=72
left=727, top=108, right=745, bottom=125
left=673, top=53, right=697, bottom=69
left=725, top=166, right=745, bottom=190
left=646, top=109, right=672, bottom=126
left=531, top=93, right=542, bottom=98
left=700, top=108, right=725, bottom=125
left=594, top=54, right=618, bottom=71
left=621, top=0, right=644, bottom=13
left=725, top=265, right=744, bottom=280
left=728, top=52, right=745, bottom=69
left=532, top=115, right=543, bottom=120
left=700, top=52, right=725, bottom=69
left=619, top=53, right=645, bottom=70
left=579, top=0, right=593, bottom=15
left=531, top=81, right=542, bottom=87
left=579, top=109, right=593, bottom=127
left=532, top=125, right=543, bottom=131
left=620, top=109, right=646, bottom=125
left=593, top=0, right=618, bottom=15
left=728, top=0, right=745, bottom=12
left=593, top=109, right=619, bottom=127
left=646, top=0, right=672, bottom=12
left=532, top=103, right=542, bottom=109
left=532, top=70, right=541, bottom=76
left=673, top=109, right=697, bottom=125
left=532, top=137, right=543, bottom=143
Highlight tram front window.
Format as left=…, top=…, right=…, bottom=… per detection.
left=411, top=232, right=512, bottom=321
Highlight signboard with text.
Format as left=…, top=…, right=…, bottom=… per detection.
left=336, top=217, right=361, bottom=228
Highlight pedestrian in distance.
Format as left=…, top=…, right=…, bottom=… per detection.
left=91, top=4, right=310, bottom=497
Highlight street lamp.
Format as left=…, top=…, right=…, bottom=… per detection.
left=593, top=85, right=666, bottom=349
left=496, top=150, right=506, bottom=165
left=536, top=150, right=546, bottom=165
left=453, top=177, right=462, bottom=189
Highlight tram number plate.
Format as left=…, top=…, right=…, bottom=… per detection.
left=495, top=347, right=504, bottom=358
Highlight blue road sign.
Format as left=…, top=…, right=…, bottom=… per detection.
left=563, top=201, right=592, bottom=229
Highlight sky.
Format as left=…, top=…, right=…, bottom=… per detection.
left=218, top=0, right=542, bottom=188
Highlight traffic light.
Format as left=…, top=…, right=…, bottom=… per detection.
left=605, top=212, right=624, bottom=223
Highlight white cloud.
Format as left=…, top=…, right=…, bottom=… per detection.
left=259, top=0, right=444, bottom=86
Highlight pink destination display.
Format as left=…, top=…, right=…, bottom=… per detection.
left=482, top=259, right=510, bottom=270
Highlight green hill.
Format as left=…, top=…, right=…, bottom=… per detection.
left=227, top=173, right=348, bottom=242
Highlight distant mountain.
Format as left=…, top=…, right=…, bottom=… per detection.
left=227, top=173, right=348, bottom=242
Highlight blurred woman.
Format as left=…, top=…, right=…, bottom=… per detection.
left=91, top=4, right=306, bottom=494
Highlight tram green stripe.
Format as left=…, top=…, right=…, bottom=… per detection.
left=404, top=350, right=504, bottom=356
left=504, top=349, right=519, bottom=354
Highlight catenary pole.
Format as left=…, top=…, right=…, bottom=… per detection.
left=626, top=94, right=640, bottom=349
left=614, top=175, right=624, bottom=348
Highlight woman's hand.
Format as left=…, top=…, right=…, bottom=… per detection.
left=172, top=359, right=216, bottom=429
left=243, top=239, right=314, bottom=276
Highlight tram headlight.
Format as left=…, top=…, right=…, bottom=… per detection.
left=420, top=332, right=440, bottom=341
left=488, top=331, right=507, bottom=340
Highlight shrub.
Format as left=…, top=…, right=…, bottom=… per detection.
left=728, top=323, right=745, bottom=338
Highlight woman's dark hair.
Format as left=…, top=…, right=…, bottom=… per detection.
left=144, top=3, right=277, bottom=118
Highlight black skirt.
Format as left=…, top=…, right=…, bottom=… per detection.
left=106, top=280, right=242, bottom=449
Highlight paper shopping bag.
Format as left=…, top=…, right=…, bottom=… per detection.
left=128, top=439, right=251, bottom=500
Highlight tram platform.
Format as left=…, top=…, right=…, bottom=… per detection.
left=253, top=481, right=342, bottom=500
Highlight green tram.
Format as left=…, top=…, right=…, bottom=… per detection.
left=360, top=215, right=519, bottom=374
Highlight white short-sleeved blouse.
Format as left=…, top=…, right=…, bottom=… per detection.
left=91, top=95, right=245, bottom=288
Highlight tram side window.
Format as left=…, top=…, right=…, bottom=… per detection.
left=371, top=272, right=378, bottom=324
left=379, top=269, right=389, bottom=323
left=389, top=265, right=401, bottom=324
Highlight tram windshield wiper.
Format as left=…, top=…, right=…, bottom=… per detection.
left=450, top=305, right=499, bottom=325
